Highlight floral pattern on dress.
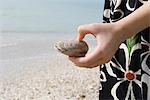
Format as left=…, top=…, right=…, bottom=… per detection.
left=100, top=42, right=142, bottom=99
left=100, top=0, right=150, bottom=100
left=141, top=36, right=150, bottom=100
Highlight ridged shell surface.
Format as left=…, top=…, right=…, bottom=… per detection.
left=54, top=40, right=88, bottom=57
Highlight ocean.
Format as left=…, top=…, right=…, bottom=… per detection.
left=0, top=0, right=104, bottom=33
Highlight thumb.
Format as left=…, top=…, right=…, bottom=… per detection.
left=76, top=24, right=94, bottom=41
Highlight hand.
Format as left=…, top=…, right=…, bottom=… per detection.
left=69, top=2, right=150, bottom=68
left=69, top=23, right=125, bottom=68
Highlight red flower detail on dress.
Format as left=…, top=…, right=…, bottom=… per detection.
left=125, top=70, right=135, bottom=80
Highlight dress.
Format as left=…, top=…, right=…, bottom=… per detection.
left=100, top=0, right=150, bottom=100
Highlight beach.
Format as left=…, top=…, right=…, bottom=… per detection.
left=0, top=33, right=100, bottom=100
left=0, top=0, right=103, bottom=99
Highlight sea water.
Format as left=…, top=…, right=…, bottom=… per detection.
left=0, top=0, right=104, bottom=33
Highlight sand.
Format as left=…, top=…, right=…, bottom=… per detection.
left=0, top=54, right=100, bottom=100
left=0, top=34, right=100, bottom=100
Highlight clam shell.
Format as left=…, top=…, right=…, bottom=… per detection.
left=54, top=40, right=88, bottom=57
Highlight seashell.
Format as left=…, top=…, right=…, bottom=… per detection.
left=54, top=40, right=89, bottom=57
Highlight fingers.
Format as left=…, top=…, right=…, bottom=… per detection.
left=77, top=24, right=95, bottom=41
left=69, top=45, right=104, bottom=68
left=69, top=56, right=102, bottom=68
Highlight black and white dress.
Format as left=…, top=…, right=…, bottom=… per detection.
left=100, top=0, right=150, bottom=99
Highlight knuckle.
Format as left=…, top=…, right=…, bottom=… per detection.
left=103, top=58, right=108, bottom=63
left=105, top=59, right=110, bottom=63
left=102, top=57, right=111, bottom=64
left=89, top=23, right=99, bottom=29
left=77, top=25, right=84, bottom=32
left=89, top=23, right=97, bottom=27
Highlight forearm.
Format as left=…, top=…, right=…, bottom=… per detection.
left=114, top=1, right=150, bottom=40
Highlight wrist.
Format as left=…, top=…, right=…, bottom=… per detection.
left=113, top=18, right=138, bottom=41
left=113, top=2, right=150, bottom=40
left=111, top=22, right=128, bottom=42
